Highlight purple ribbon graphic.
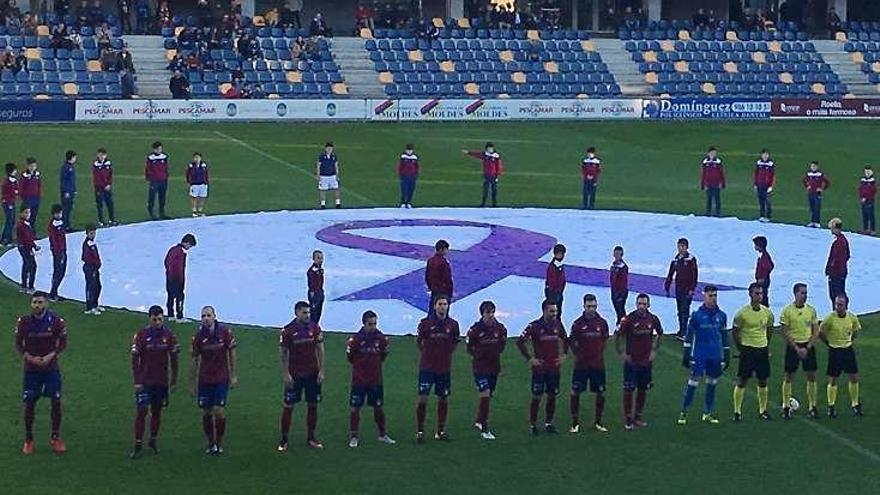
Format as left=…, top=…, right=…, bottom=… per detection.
left=316, top=219, right=742, bottom=311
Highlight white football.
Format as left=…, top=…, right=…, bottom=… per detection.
left=789, top=397, right=800, bottom=412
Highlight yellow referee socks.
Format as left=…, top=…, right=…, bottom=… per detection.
left=781, top=381, right=792, bottom=408
left=757, top=386, right=769, bottom=414
left=733, top=386, right=745, bottom=415
left=849, top=382, right=860, bottom=407
left=827, top=384, right=838, bottom=406
left=806, top=381, right=817, bottom=409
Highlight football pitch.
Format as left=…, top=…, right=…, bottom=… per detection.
left=0, top=120, right=879, bottom=494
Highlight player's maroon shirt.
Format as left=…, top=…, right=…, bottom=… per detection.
left=466, top=319, right=507, bottom=375
left=569, top=312, right=610, bottom=369
left=307, top=264, right=324, bottom=292
left=545, top=261, right=565, bottom=294
left=755, top=251, right=774, bottom=282
left=92, top=158, right=113, bottom=191
left=15, top=310, right=68, bottom=372
left=425, top=253, right=453, bottom=297
left=466, top=150, right=503, bottom=178
left=19, top=169, right=41, bottom=200
left=859, top=175, right=877, bottom=201
left=82, top=239, right=101, bottom=268
left=617, top=310, right=662, bottom=367
left=164, top=244, right=187, bottom=282
left=145, top=152, right=169, bottom=182
left=825, top=232, right=850, bottom=277
left=700, top=156, right=725, bottom=188
left=280, top=318, right=323, bottom=378
left=416, top=315, right=460, bottom=373
left=47, top=218, right=66, bottom=255
left=15, top=218, right=36, bottom=250
left=803, top=170, right=830, bottom=193
left=398, top=152, right=419, bottom=177
left=131, top=325, right=180, bottom=386
left=754, top=159, right=775, bottom=188
left=517, top=317, right=568, bottom=374
left=191, top=324, right=236, bottom=385
left=1, top=175, right=18, bottom=205
left=610, top=259, right=629, bottom=297
left=346, top=328, right=389, bottom=387
left=664, top=253, right=697, bottom=296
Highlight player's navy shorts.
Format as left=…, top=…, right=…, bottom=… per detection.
left=198, top=382, right=229, bottom=408
left=691, top=357, right=723, bottom=379
left=737, top=346, right=770, bottom=381
left=571, top=367, right=606, bottom=394
left=418, top=370, right=451, bottom=397
left=623, top=363, right=653, bottom=390
left=350, top=385, right=384, bottom=408
left=531, top=372, right=561, bottom=396
left=473, top=373, right=498, bottom=394
left=136, top=385, right=169, bottom=408
left=827, top=347, right=858, bottom=377
left=784, top=344, right=818, bottom=373
left=284, top=375, right=322, bottom=405
left=22, top=370, right=62, bottom=402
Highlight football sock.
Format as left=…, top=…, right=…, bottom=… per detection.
left=202, top=413, right=214, bottom=443
left=320, top=200, right=326, bottom=207
left=335, top=198, right=341, bottom=206
left=635, top=389, right=647, bottom=417
left=681, top=380, right=698, bottom=411
left=781, top=381, right=792, bottom=409
left=215, top=415, right=226, bottom=445
left=477, top=397, right=490, bottom=426
left=149, top=405, right=162, bottom=438
left=704, top=382, right=717, bottom=413
left=827, top=383, right=838, bottom=406
left=529, top=398, right=540, bottom=425
left=374, top=408, right=386, bottom=436
left=806, top=381, right=817, bottom=409
left=437, top=399, right=448, bottom=432
left=50, top=400, right=62, bottom=437
left=595, top=393, right=605, bottom=424
left=350, top=410, right=360, bottom=436
left=623, top=390, right=634, bottom=419
left=757, top=385, right=769, bottom=414
left=545, top=396, right=556, bottom=424
left=134, top=407, right=147, bottom=441
left=306, top=404, right=318, bottom=440
left=24, top=402, right=35, bottom=441
left=416, top=402, right=427, bottom=431
left=849, top=382, right=860, bottom=407
left=280, top=407, right=292, bottom=437
left=570, top=394, right=580, bottom=426
left=733, top=386, right=745, bottom=414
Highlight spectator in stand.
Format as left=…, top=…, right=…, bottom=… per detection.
left=289, top=0, right=303, bottom=29
left=185, top=50, right=201, bottom=70
left=178, top=26, right=198, bottom=45
left=76, top=0, right=90, bottom=20
left=21, top=12, right=38, bottom=35
left=51, top=23, right=74, bottom=50
left=230, top=66, right=244, bottom=84
left=826, top=7, right=842, bottom=34
left=96, top=21, right=112, bottom=51
left=120, top=43, right=135, bottom=73
left=222, top=81, right=241, bottom=98
left=135, top=0, right=150, bottom=34
left=157, top=1, right=172, bottom=30
left=265, top=7, right=279, bottom=26
left=239, top=83, right=252, bottom=99
left=118, top=0, right=132, bottom=34
left=304, top=37, right=319, bottom=60
left=310, top=12, right=332, bottom=37
left=100, top=48, right=120, bottom=71
left=236, top=31, right=260, bottom=60
left=196, top=0, right=212, bottom=28
left=167, top=53, right=185, bottom=72
left=0, top=47, right=20, bottom=73
left=378, top=2, right=394, bottom=28
left=120, top=68, right=135, bottom=98
left=58, top=0, right=72, bottom=16
left=88, top=0, right=104, bottom=25
left=251, top=83, right=266, bottom=99
left=4, top=11, right=21, bottom=30
left=417, top=18, right=439, bottom=40
left=355, top=1, right=375, bottom=33
left=169, top=70, right=191, bottom=99
left=290, top=35, right=305, bottom=60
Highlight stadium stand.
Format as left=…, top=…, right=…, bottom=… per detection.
left=840, top=22, right=880, bottom=91
left=364, top=18, right=621, bottom=99
left=621, top=20, right=847, bottom=98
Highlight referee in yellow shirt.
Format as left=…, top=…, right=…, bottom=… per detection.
left=732, top=282, right=775, bottom=421
left=819, top=294, right=863, bottom=418
left=779, top=283, right=820, bottom=419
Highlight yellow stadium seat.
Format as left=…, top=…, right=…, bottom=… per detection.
left=332, top=83, right=348, bottom=95
left=219, top=82, right=232, bottom=94
left=702, top=82, right=716, bottom=94
left=527, top=30, right=540, bottom=41
left=723, top=61, right=738, bottom=73
left=36, top=25, right=50, bottom=36
left=464, top=82, right=479, bottom=95
left=678, top=30, right=691, bottom=41
left=643, top=51, right=657, bottom=63
left=674, top=61, right=689, bottom=73
left=87, top=60, right=102, bottom=72
left=499, top=50, right=514, bottom=62
left=835, top=31, right=847, bottom=42
left=62, top=83, right=78, bottom=95
left=852, top=52, right=864, bottom=63
left=768, top=41, right=782, bottom=53
left=544, top=61, right=558, bottom=73
left=286, top=71, right=302, bottom=83
left=751, top=52, right=766, bottom=64
left=872, top=62, right=880, bottom=73
left=660, top=40, right=675, bottom=52
left=779, top=72, right=793, bottom=84
left=811, top=83, right=826, bottom=95
left=457, top=18, right=470, bottom=29
left=378, top=72, right=393, bottom=84
left=165, top=49, right=177, bottom=60
left=645, top=72, right=658, bottom=84
left=432, top=18, right=444, bottom=28
left=511, top=72, right=526, bottom=84
left=576, top=93, right=589, bottom=99
left=34, top=94, right=50, bottom=100
left=25, top=48, right=40, bottom=60
left=408, top=50, right=423, bottom=62
left=440, top=60, right=455, bottom=73
left=359, top=28, right=373, bottom=39
left=581, top=40, right=595, bottom=52
left=497, top=93, right=510, bottom=99
left=725, top=31, right=738, bottom=41
left=174, top=26, right=184, bottom=37
left=252, top=16, right=266, bottom=27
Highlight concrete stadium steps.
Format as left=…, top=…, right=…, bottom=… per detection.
left=330, top=37, right=385, bottom=99
left=813, top=39, right=878, bottom=97
left=590, top=38, right=652, bottom=97
left=126, top=35, right=172, bottom=98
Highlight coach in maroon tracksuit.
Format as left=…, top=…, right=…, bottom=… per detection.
left=700, top=147, right=725, bottom=217
left=425, top=239, right=453, bottom=316
left=463, top=142, right=504, bottom=208
left=664, top=237, right=698, bottom=340
left=825, top=218, right=849, bottom=307
left=165, top=234, right=197, bottom=321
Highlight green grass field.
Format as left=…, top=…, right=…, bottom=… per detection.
left=0, top=121, right=878, bottom=494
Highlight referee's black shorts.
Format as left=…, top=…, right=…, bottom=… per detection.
left=784, top=343, right=818, bottom=373
left=737, top=345, right=770, bottom=381
left=827, top=347, right=858, bottom=377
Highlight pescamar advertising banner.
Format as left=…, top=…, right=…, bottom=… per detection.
left=75, top=99, right=367, bottom=121
left=368, top=98, right=643, bottom=121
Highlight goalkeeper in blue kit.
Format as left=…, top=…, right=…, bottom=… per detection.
left=677, top=285, right=730, bottom=425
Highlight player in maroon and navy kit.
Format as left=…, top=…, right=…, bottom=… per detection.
left=544, top=243, right=566, bottom=319
left=145, top=141, right=170, bottom=220
left=129, top=305, right=180, bottom=459
left=517, top=299, right=568, bottom=435
left=20, top=157, right=42, bottom=228
left=307, top=249, right=325, bottom=324
left=569, top=294, right=610, bottom=433
left=346, top=310, right=395, bottom=447
left=186, top=152, right=210, bottom=217
left=753, top=236, right=774, bottom=307
left=47, top=204, right=67, bottom=301
left=278, top=301, right=326, bottom=451
left=425, top=239, right=453, bottom=316
left=398, top=144, right=419, bottom=208
left=165, top=233, right=197, bottom=322
left=15, top=205, right=39, bottom=293
left=700, top=146, right=725, bottom=217
left=463, top=142, right=504, bottom=207
left=665, top=237, right=698, bottom=340
left=82, top=225, right=102, bottom=315
left=803, top=160, right=830, bottom=228
left=416, top=295, right=460, bottom=443
left=466, top=300, right=507, bottom=441
left=15, top=291, right=68, bottom=455
left=92, top=148, right=117, bottom=227
left=610, top=245, right=629, bottom=323
left=581, top=146, right=601, bottom=210
left=754, top=149, right=775, bottom=222
left=858, top=165, right=875, bottom=235
left=1, top=162, right=18, bottom=246
left=189, top=305, right=237, bottom=455
left=615, top=293, right=662, bottom=430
